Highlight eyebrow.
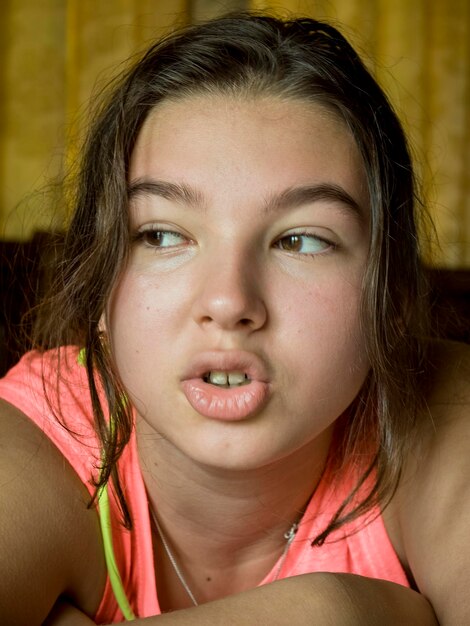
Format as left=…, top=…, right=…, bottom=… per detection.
left=127, top=178, right=365, bottom=220
left=128, top=179, right=205, bottom=208
left=262, top=184, right=364, bottom=220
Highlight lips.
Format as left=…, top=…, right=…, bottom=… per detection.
left=180, top=351, right=271, bottom=421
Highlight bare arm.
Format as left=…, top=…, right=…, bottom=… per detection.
left=45, top=573, right=436, bottom=625
left=0, top=400, right=105, bottom=625
left=134, top=573, right=437, bottom=626
left=395, top=341, right=470, bottom=625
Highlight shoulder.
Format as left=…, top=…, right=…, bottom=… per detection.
left=0, top=347, right=85, bottom=421
left=0, top=398, right=106, bottom=625
left=0, top=347, right=103, bottom=484
left=409, top=339, right=470, bottom=474
left=391, top=340, right=470, bottom=624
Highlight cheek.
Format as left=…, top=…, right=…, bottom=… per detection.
left=106, top=269, right=185, bottom=368
left=275, top=275, right=368, bottom=399
left=275, top=268, right=363, bottom=338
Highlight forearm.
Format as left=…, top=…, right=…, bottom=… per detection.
left=132, top=573, right=438, bottom=626
left=44, top=574, right=438, bottom=626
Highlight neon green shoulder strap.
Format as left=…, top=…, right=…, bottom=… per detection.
left=78, top=347, right=135, bottom=619
left=98, top=483, right=136, bottom=620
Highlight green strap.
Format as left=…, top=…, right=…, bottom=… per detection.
left=77, top=347, right=135, bottom=619
left=98, top=482, right=136, bottom=621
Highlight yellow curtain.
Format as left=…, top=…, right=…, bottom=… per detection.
left=0, top=0, right=469, bottom=267
left=0, top=0, right=68, bottom=239
left=64, top=0, right=189, bottom=177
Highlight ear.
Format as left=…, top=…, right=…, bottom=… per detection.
left=98, top=314, right=108, bottom=335
left=97, top=314, right=111, bottom=355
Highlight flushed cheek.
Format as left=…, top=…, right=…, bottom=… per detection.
left=275, top=269, right=363, bottom=338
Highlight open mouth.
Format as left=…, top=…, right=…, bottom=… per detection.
left=181, top=355, right=269, bottom=420
left=202, top=370, right=251, bottom=388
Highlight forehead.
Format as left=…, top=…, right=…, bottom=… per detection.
left=129, top=94, right=369, bottom=215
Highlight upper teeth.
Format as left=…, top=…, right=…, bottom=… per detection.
left=207, top=371, right=248, bottom=386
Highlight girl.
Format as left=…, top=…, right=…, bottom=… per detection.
left=0, top=13, right=468, bottom=625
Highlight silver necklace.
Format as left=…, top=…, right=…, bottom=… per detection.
left=150, top=509, right=299, bottom=607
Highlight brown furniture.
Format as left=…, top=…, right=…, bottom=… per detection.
left=429, top=268, right=470, bottom=344
left=0, top=232, right=62, bottom=375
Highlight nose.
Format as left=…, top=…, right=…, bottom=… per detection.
left=191, top=250, right=267, bottom=333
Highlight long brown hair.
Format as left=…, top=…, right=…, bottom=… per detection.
left=34, top=13, right=431, bottom=542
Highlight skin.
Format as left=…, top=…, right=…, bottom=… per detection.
left=0, top=94, right=469, bottom=624
left=107, top=95, right=371, bottom=605
left=111, top=95, right=371, bottom=472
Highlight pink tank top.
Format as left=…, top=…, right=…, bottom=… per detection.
left=0, top=348, right=409, bottom=623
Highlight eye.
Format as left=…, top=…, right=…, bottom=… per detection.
left=274, top=233, right=333, bottom=255
left=135, top=228, right=189, bottom=249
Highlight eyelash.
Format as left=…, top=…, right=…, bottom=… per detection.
left=133, top=227, right=336, bottom=256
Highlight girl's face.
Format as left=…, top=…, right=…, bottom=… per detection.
left=108, top=95, right=371, bottom=470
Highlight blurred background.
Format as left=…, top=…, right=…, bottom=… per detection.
left=0, top=0, right=469, bottom=371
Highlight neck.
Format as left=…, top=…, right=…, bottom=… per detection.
left=137, top=423, right=332, bottom=607
left=139, top=424, right=332, bottom=539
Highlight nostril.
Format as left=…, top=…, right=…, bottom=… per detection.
left=200, top=315, right=214, bottom=325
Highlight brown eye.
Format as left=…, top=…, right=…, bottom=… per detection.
left=143, top=230, right=164, bottom=246
left=276, top=234, right=331, bottom=255
left=278, top=235, right=303, bottom=252
left=138, top=229, right=187, bottom=248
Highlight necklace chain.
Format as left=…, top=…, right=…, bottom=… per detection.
left=150, top=508, right=299, bottom=607
left=151, top=511, right=198, bottom=606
